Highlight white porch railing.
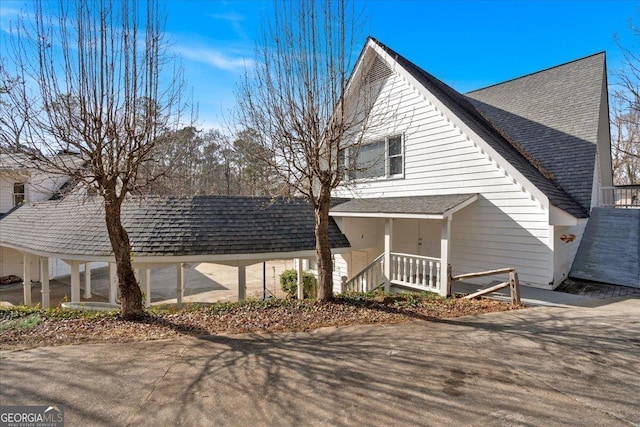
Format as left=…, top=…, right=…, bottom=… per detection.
left=390, top=252, right=441, bottom=292
left=342, top=253, right=385, bottom=293
left=601, top=185, right=640, bottom=208
left=342, top=252, right=443, bottom=294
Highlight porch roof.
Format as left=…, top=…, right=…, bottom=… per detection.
left=330, top=194, right=478, bottom=219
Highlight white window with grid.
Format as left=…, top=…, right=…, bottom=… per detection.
left=343, top=134, right=404, bottom=180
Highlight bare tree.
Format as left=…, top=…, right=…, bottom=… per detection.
left=612, top=14, right=640, bottom=184
left=0, top=0, right=190, bottom=318
left=233, top=128, right=281, bottom=196
left=235, top=0, right=386, bottom=301
left=611, top=96, right=640, bottom=184
left=146, top=126, right=210, bottom=196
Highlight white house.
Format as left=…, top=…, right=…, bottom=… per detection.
left=328, top=37, right=622, bottom=294
left=0, top=151, right=95, bottom=282
left=2, top=38, right=636, bottom=309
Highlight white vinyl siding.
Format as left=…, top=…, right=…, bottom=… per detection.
left=333, top=253, right=349, bottom=293
left=553, top=223, right=586, bottom=285
left=335, top=70, right=553, bottom=287
left=0, top=176, right=15, bottom=213
left=1, top=170, right=71, bottom=213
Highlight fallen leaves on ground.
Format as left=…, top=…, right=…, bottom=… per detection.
left=0, top=293, right=521, bottom=351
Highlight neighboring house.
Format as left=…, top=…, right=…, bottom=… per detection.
left=0, top=152, right=69, bottom=213
left=329, top=37, right=638, bottom=294
left=0, top=151, right=90, bottom=281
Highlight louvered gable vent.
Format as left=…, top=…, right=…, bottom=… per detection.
left=364, top=55, right=392, bottom=85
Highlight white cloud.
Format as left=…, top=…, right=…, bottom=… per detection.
left=210, top=12, right=246, bottom=38
left=210, top=12, right=245, bottom=23
left=174, top=45, right=253, bottom=71
left=0, top=7, right=21, bottom=18
left=0, top=6, right=23, bottom=33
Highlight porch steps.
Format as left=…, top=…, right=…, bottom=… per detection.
left=570, top=208, right=640, bottom=287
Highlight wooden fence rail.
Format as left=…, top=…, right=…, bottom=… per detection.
left=454, top=268, right=521, bottom=306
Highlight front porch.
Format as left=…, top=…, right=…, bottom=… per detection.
left=331, top=194, right=479, bottom=297
left=341, top=251, right=443, bottom=294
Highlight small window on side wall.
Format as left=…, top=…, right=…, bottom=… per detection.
left=387, top=135, right=403, bottom=176
left=342, top=134, right=404, bottom=180
left=13, top=183, right=25, bottom=206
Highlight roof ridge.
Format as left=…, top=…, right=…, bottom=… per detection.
left=368, top=37, right=588, bottom=217
left=369, top=38, right=555, bottom=178
left=466, top=51, right=606, bottom=94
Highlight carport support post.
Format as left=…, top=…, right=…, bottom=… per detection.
left=384, top=218, right=394, bottom=292
left=296, top=258, right=304, bottom=300
left=84, top=262, right=92, bottom=299
left=145, top=269, right=151, bottom=307
left=70, top=261, right=81, bottom=302
left=238, top=264, right=246, bottom=301
left=40, top=257, right=50, bottom=309
left=176, top=263, right=184, bottom=304
left=22, top=252, right=32, bottom=306
left=108, top=263, right=117, bottom=304
left=440, top=217, right=452, bottom=297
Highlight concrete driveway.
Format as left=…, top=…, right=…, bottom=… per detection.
left=1, top=297, right=638, bottom=426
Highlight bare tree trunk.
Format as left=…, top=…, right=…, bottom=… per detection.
left=1, top=0, right=190, bottom=318
left=315, top=185, right=334, bottom=301
left=104, top=193, right=143, bottom=319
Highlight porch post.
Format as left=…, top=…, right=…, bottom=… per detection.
left=40, top=257, right=50, bottom=309
left=108, top=262, right=118, bottom=304
left=440, top=217, right=452, bottom=297
left=22, top=252, right=32, bottom=306
left=70, top=261, right=81, bottom=302
left=384, top=218, right=394, bottom=292
left=296, top=258, right=304, bottom=300
left=83, top=262, right=92, bottom=299
left=238, top=264, right=246, bottom=301
left=145, top=269, right=151, bottom=307
left=176, top=263, right=184, bottom=304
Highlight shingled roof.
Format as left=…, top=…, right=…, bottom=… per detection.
left=370, top=38, right=596, bottom=218
left=466, top=53, right=605, bottom=212
left=331, top=194, right=477, bottom=217
left=0, top=196, right=350, bottom=258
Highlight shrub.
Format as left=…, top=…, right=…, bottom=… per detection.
left=279, top=269, right=317, bottom=299
left=0, top=313, right=42, bottom=332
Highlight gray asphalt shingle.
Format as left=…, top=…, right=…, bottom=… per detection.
left=466, top=53, right=604, bottom=212
left=0, top=196, right=351, bottom=257
left=371, top=38, right=597, bottom=218
left=331, top=194, right=477, bottom=216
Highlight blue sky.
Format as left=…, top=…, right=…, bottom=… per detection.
left=1, top=0, right=638, bottom=130
left=163, top=0, right=638, bottom=129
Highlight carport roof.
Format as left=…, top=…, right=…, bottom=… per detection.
left=0, top=195, right=351, bottom=260
left=330, top=194, right=478, bottom=219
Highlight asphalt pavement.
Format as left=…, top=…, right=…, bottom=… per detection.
left=1, top=295, right=638, bottom=426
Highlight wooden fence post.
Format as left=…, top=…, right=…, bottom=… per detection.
left=509, top=271, right=521, bottom=306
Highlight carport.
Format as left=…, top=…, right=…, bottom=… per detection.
left=0, top=195, right=350, bottom=308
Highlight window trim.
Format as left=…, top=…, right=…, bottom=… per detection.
left=13, top=182, right=26, bottom=207
left=344, top=133, right=404, bottom=181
